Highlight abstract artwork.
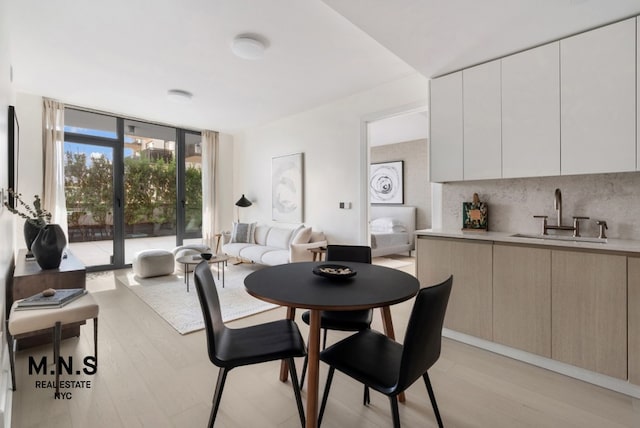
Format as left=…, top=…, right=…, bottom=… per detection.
left=370, top=161, right=403, bottom=204
left=272, top=153, right=303, bottom=223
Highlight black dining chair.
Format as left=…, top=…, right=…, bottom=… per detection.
left=193, top=262, right=306, bottom=427
left=318, top=275, right=453, bottom=428
left=300, top=245, right=374, bottom=392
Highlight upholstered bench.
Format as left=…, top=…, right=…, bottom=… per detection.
left=6, top=292, right=99, bottom=395
left=132, top=249, right=175, bottom=278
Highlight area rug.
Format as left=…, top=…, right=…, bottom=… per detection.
left=372, top=257, right=413, bottom=269
left=115, top=263, right=278, bottom=335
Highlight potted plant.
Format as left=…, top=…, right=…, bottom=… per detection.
left=4, top=189, right=52, bottom=253
left=4, top=189, right=66, bottom=269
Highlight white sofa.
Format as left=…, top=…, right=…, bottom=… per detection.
left=222, top=224, right=327, bottom=266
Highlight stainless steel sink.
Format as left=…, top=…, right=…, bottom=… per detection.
left=510, top=233, right=607, bottom=244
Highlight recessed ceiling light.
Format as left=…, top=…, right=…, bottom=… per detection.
left=167, top=89, right=193, bottom=103
left=231, top=35, right=267, bottom=60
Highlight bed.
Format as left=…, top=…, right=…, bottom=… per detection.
left=370, top=206, right=416, bottom=258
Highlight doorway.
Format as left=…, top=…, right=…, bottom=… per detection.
left=364, top=106, right=429, bottom=257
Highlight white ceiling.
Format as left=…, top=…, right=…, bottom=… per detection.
left=8, top=0, right=640, bottom=135
left=7, top=0, right=414, bottom=133
left=323, top=0, right=640, bottom=78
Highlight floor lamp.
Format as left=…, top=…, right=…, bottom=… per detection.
left=234, top=195, right=252, bottom=264
left=235, top=194, right=252, bottom=223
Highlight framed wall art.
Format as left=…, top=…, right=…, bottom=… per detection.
left=370, top=161, right=403, bottom=204
left=8, top=105, right=19, bottom=208
left=272, top=152, right=304, bottom=223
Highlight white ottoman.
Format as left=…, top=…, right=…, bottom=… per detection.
left=172, top=244, right=211, bottom=273
left=132, top=249, right=175, bottom=278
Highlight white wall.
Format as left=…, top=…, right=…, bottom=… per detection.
left=232, top=73, right=429, bottom=244
left=0, top=0, right=15, bottom=423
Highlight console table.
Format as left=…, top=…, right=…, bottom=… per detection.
left=9, top=249, right=87, bottom=349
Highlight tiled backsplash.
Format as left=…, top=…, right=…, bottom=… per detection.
left=441, top=171, right=640, bottom=241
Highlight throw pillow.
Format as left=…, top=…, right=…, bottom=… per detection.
left=231, top=222, right=255, bottom=243
left=291, top=226, right=312, bottom=245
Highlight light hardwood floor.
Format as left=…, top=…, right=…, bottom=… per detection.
left=9, top=257, right=640, bottom=427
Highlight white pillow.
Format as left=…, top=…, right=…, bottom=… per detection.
left=266, top=227, right=295, bottom=249
left=291, top=226, right=313, bottom=245
left=370, top=217, right=406, bottom=233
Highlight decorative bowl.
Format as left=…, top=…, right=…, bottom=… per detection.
left=312, top=264, right=356, bottom=279
left=200, top=252, right=213, bottom=260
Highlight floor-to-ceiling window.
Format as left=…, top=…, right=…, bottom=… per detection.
left=64, top=108, right=202, bottom=270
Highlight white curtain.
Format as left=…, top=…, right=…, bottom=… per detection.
left=42, top=99, right=68, bottom=238
left=201, top=130, right=219, bottom=249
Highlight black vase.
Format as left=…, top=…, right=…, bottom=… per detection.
left=23, top=221, right=42, bottom=253
left=31, top=224, right=67, bottom=270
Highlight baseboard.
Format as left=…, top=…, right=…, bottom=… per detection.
left=443, top=328, right=640, bottom=399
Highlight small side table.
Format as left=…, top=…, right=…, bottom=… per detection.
left=308, top=247, right=327, bottom=262
left=176, top=255, right=230, bottom=291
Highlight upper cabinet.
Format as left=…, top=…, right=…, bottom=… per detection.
left=430, top=17, right=639, bottom=182
left=560, top=18, right=636, bottom=175
left=430, top=72, right=463, bottom=182
left=463, top=61, right=502, bottom=180
left=502, top=42, right=560, bottom=178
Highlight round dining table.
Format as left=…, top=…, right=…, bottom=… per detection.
left=244, top=261, right=419, bottom=428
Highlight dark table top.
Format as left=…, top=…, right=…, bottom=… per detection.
left=244, top=261, right=419, bottom=311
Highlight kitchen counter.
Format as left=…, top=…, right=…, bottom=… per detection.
left=416, top=229, right=640, bottom=255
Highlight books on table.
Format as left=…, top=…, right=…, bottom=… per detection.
left=15, top=288, right=87, bottom=311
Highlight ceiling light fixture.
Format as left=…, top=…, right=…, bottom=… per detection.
left=167, top=89, right=193, bottom=103
left=231, top=35, right=267, bottom=60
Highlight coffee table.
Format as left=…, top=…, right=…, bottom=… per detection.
left=176, top=254, right=230, bottom=291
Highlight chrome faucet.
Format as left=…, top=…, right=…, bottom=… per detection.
left=534, top=188, right=589, bottom=236
left=554, top=188, right=562, bottom=227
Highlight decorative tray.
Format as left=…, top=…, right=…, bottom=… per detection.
left=312, top=264, right=356, bottom=279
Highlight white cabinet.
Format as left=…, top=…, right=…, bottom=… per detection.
left=430, top=72, right=463, bottom=182
left=502, top=42, right=560, bottom=178
left=463, top=60, right=502, bottom=180
left=560, top=18, right=636, bottom=175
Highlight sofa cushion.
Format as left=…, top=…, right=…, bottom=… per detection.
left=254, top=224, right=271, bottom=246
left=265, top=227, right=295, bottom=249
left=239, top=245, right=282, bottom=263
left=222, top=242, right=253, bottom=257
left=291, top=226, right=312, bottom=245
left=261, top=249, right=290, bottom=266
left=231, top=222, right=256, bottom=243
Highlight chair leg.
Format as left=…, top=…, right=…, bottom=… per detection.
left=300, top=352, right=308, bottom=389
left=389, top=395, right=401, bottom=428
left=93, top=317, right=98, bottom=371
left=5, top=320, right=15, bottom=391
left=287, top=357, right=306, bottom=427
left=423, top=373, right=444, bottom=428
left=209, top=367, right=229, bottom=428
left=363, top=385, right=370, bottom=405
left=318, top=367, right=335, bottom=427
